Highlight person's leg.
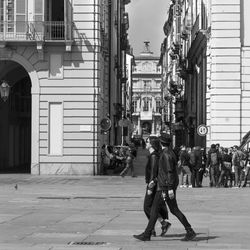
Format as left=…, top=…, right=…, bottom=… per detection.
left=234, top=165, right=239, bottom=187
left=166, top=192, right=191, bottom=230
left=165, top=190, right=196, bottom=241
left=218, top=169, right=225, bottom=187
left=242, top=166, right=250, bottom=187
left=210, top=166, right=216, bottom=187
left=183, top=165, right=191, bottom=187
left=179, top=167, right=184, bottom=187
left=143, top=191, right=162, bottom=238
left=143, top=187, right=154, bottom=219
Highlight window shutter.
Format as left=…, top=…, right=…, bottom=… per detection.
left=16, top=0, right=27, bottom=32
left=64, top=0, right=72, bottom=40
left=34, top=0, right=44, bottom=34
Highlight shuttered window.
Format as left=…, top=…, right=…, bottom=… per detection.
left=16, top=0, right=26, bottom=32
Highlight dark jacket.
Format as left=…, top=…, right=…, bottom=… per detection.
left=206, top=148, right=221, bottom=168
left=157, top=147, right=179, bottom=191
left=179, top=150, right=190, bottom=166
left=145, top=151, right=159, bottom=184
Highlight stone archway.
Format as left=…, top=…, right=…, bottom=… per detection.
left=0, top=52, right=40, bottom=174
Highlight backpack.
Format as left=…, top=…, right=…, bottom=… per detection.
left=210, top=152, right=218, bottom=166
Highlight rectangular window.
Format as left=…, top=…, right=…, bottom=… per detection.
left=49, top=102, right=63, bottom=155
left=49, top=54, right=63, bottom=78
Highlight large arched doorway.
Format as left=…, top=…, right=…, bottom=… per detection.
left=0, top=61, right=31, bottom=173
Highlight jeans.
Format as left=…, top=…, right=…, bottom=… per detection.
left=144, top=190, right=191, bottom=237
left=181, top=165, right=191, bottom=186
left=234, top=165, right=242, bottom=187
left=210, top=165, right=220, bottom=187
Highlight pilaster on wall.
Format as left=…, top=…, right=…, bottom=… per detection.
left=209, top=0, right=241, bottom=147
left=241, top=48, right=250, bottom=137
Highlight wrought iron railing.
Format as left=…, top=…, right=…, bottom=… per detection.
left=0, top=21, right=73, bottom=41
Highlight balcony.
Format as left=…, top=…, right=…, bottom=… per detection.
left=0, top=21, right=73, bottom=42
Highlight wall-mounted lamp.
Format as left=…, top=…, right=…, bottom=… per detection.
left=0, top=81, right=10, bottom=102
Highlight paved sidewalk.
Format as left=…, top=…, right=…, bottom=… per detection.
left=0, top=174, right=250, bottom=250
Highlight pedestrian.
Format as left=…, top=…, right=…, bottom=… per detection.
left=242, top=149, right=250, bottom=187
left=179, top=145, right=192, bottom=188
left=120, top=146, right=136, bottom=177
left=199, top=147, right=207, bottom=186
left=191, top=146, right=202, bottom=187
left=232, top=145, right=245, bottom=187
left=218, top=148, right=233, bottom=187
left=143, top=136, right=171, bottom=237
left=133, top=133, right=196, bottom=241
left=206, top=144, right=221, bottom=187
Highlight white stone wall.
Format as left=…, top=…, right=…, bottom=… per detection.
left=209, top=0, right=241, bottom=147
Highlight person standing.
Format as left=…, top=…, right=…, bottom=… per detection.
left=133, top=133, right=196, bottom=241
left=120, top=146, right=136, bottom=177
left=143, top=136, right=171, bottom=236
left=232, top=146, right=245, bottom=187
left=206, top=144, right=221, bottom=187
left=242, top=150, right=250, bottom=187
left=179, top=145, right=192, bottom=188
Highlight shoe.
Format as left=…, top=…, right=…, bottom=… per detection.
left=151, top=229, right=156, bottom=237
left=161, top=221, right=171, bottom=236
left=188, top=185, right=193, bottom=188
left=182, top=228, right=196, bottom=241
left=133, top=232, right=150, bottom=241
left=242, top=183, right=246, bottom=187
left=179, top=185, right=184, bottom=188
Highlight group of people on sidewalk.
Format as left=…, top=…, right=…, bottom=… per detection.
left=177, top=143, right=250, bottom=188
left=133, top=133, right=196, bottom=242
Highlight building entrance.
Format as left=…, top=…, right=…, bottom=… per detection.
left=0, top=61, right=31, bottom=173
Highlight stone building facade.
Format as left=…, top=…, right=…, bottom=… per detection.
left=0, top=0, right=131, bottom=175
left=161, top=0, right=250, bottom=149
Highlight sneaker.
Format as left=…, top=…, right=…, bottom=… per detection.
left=182, top=228, right=196, bottom=241
left=133, top=232, right=150, bottom=241
left=188, top=185, right=193, bottom=188
left=179, top=185, right=184, bottom=188
left=160, top=221, right=171, bottom=236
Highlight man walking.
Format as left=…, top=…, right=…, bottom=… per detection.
left=133, top=133, right=196, bottom=241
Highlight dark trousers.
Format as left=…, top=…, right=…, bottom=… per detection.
left=210, top=165, right=220, bottom=187
left=143, top=187, right=168, bottom=220
left=191, top=169, right=200, bottom=187
left=144, top=190, right=191, bottom=237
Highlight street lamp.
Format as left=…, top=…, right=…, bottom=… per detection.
left=0, top=81, right=10, bottom=102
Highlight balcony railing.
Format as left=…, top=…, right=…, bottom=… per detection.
left=0, top=21, right=73, bottom=42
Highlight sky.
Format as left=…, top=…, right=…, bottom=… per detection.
left=126, top=0, right=170, bottom=57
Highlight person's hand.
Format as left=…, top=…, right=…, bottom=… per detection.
left=162, top=191, right=167, bottom=201
left=148, top=180, right=155, bottom=189
left=168, top=189, right=174, bottom=200
left=147, top=189, right=152, bottom=195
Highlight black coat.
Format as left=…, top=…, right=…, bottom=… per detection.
left=157, top=147, right=179, bottom=191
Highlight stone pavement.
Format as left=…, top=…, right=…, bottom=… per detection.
left=0, top=174, right=250, bottom=250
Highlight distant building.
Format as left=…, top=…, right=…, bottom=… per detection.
left=132, top=42, right=162, bottom=139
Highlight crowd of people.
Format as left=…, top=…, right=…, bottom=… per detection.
left=177, top=143, right=250, bottom=188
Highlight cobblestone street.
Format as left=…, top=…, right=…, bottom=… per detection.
left=0, top=170, right=250, bottom=250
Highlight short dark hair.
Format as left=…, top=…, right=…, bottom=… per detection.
left=147, top=136, right=161, bottom=153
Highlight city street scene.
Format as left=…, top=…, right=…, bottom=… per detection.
left=1, top=0, right=250, bottom=249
